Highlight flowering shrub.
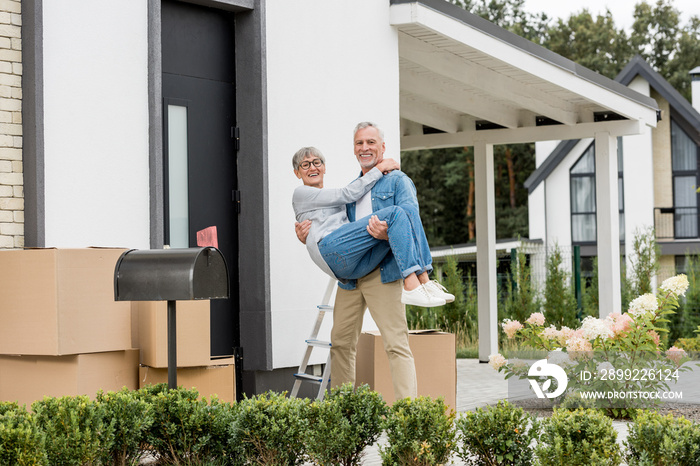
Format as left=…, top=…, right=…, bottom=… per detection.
left=490, top=274, right=693, bottom=417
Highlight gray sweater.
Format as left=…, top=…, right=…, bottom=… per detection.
left=292, top=167, right=383, bottom=278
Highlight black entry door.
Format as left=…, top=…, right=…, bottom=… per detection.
left=161, top=0, right=238, bottom=357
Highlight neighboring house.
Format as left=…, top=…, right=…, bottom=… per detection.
left=0, top=0, right=660, bottom=395
left=526, top=56, right=700, bottom=285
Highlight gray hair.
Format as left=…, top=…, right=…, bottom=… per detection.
left=353, top=121, right=384, bottom=141
left=292, top=146, right=326, bottom=170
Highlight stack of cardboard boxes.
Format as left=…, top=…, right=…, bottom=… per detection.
left=0, top=248, right=235, bottom=407
left=0, top=248, right=138, bottom=407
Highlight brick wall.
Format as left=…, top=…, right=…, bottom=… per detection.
left=0, top=0, right=21, bottom=249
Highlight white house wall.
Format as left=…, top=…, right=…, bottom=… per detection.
left=621, top=76, right=655, bottom=272
left=528, top=142, right=555, bottom=243
left=528, top=183, right=545, bottom=243
left=265, top=0, right=401, bottom=369
left=42, top=1, right=150, bottom=248
left=543, top=140, right=593, bottom=249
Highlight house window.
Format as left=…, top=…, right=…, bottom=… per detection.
left=570, top=139, right=624, bottom=244
left=671, top=120, right=699, bottom=238
left=571, top=145, right=596, bottom=243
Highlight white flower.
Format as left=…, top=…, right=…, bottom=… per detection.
left=526, top=312, right=545, bottom=326
left=666, top=346, right=687, bottom=366
left=501, top=319, right=523, bottom=339
left=548, top=348, right=574, bottom=367
left=628, top=293, right=658, bottom=317
left=566, top=336, right=593, bottom=358
left=580, top=316, right=613, bottom=340
left=541, top=325, right=560, bottom=341
left=488, top=353, right=507, bottom=370
left=660, top=274, right=689, bottom=297
left=596, top=361, right=615, bottom=376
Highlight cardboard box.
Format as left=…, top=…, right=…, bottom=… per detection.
left=0, top=248, right=132, bottom=355
left=133, top=300, right=211, bottom=368
left=356, top=330, right=456, bottom=409
left=139, top=360, right=236, bottom=403
left=0, top=349, right=139, bottom=407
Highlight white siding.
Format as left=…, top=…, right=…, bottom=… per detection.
left=42, top=1, right=150, bottom=248
left=528, top=183, right=546, bottom=242
left=265, top=0, right=401, bottom=369
left=622, top=76, right=655, bottom=274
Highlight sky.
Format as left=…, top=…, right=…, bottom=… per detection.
left=521, top=0, right=700, bottom=32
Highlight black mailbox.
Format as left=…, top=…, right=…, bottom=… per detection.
left=114, top=247, right=230, bottom=389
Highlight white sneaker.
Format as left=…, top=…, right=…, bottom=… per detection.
left=424, top=280, right=455, bottom=303
left=401, top=284, right=446, bottom=308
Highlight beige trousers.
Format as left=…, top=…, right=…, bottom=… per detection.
left=330, top=267, right=417, bottom=399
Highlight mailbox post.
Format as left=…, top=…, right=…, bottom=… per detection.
left=114, top=247, right=229, bottom=389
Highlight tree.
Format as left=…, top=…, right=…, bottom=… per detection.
left=545, top=9, right=632, bottom=79
left=401, top=143, right=534, bottom=245
left=543, top=245, right=579, bottom=328
left=453, top=0, right=550, bottom=42
left=631, top=0, right=682, bottom=76
left=628, top=227, right=660, bottom=297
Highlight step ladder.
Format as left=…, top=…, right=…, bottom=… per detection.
left=290, top=278, right=336, bottom=401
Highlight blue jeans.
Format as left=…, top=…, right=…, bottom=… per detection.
left=318, top=205, right=433, bottom=281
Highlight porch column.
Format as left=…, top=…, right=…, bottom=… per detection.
left=474, top=140, right=498, bottom=362
left=594, top=132, right=621, bottom=317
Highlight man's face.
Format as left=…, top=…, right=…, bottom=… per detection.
left=354, top=126, right=385, bottom=174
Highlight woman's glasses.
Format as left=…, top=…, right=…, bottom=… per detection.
left=299, top=159, right=324, bottom=170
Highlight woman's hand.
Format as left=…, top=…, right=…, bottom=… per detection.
left=375, top=158, right=400, bottom=175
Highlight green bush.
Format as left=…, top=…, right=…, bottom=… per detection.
left=625, top=410, right=700, bottom=465
left=673, top=336, right=700, bottom=352
left=407, top=255, right=477, bottom=339
left=229, top=391, right=309, bottom=465
left=543, top=245, right=578, bottom=328
left=628, top=227, right=660, bottom=298
left=535, top=408, right=621, bottom=466
left=0, top=402, right=47, bottom=466
left=32, top=395, right=114, bottom=466
left=96, top=387, right=154, bottom=466
left=557, top=392, right=599, bottom=412
left=304, top=384, right=387, bottom=466
left=138, top=384, right=217, bottom=464
left=204, top=396, right=238, bottom=464
left=456, top=400, right=538, bottom=465
left=379, top=396, right=456, bottom=466
left=501, top=248, right=541, bottom=325
left=670, top=254, right=700, bottom=342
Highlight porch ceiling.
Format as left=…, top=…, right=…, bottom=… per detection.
left=390, top=0, right=660, bottom=150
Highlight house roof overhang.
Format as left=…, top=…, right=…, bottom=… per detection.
left=524, top=55, right=700, bottom=194
left=390, top=0, right=659, bottom=150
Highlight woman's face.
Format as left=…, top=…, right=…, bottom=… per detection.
left=294, top=154, right=326, bottom=188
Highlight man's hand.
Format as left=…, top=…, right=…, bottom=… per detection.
left=375, top=158, right=400, bottom=175
left=295, top=220, right=311, bottom=244
left=367, top=215, right=389, bottom=240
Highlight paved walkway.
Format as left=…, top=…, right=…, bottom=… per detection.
left=353, top=358, right=631, bottom=465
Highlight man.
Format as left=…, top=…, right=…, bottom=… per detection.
left=295, top=121, right=419, bottom=399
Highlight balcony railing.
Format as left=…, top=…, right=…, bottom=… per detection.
left=654, top=207, right=698, bottom=239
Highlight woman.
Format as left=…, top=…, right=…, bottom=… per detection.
left=292, top=146, right=453, bottom=308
